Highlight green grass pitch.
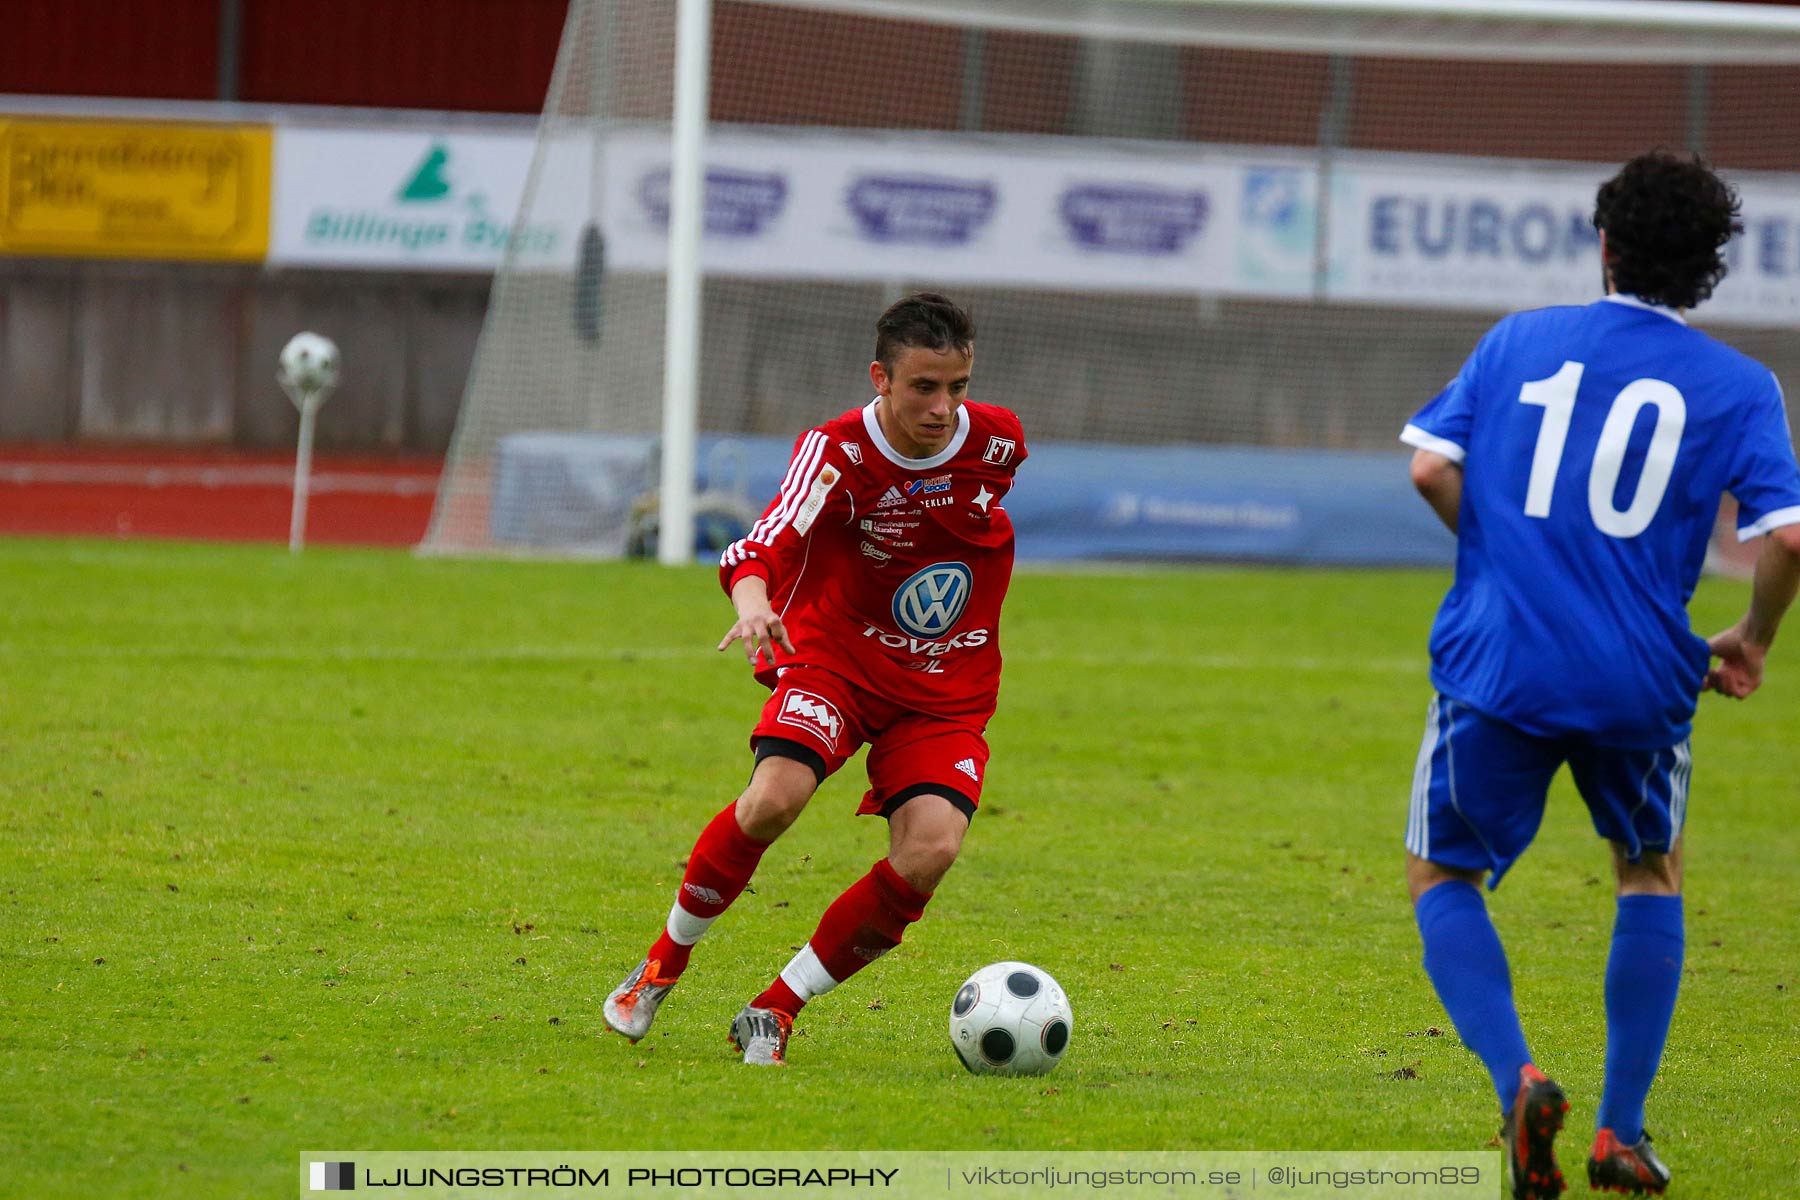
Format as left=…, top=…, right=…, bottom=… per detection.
left=3, top=538, right=1795, bottom=1197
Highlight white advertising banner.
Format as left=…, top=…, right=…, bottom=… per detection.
left=595, top=128, right=1244, bottom=293
left=1260, top=153, right=1800, bottom=324
left=270, top=125, right=1248, bottom=291
left=1328, top=159, right=1607, bottom=312
left=271, top=127, right=568, bottom=270
left=268, top=123, right=1800, bottom=325
left=1712, top=175, right=1800, bottom=322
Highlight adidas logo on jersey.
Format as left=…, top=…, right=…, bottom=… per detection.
left=954, top=758, right=980, bottom=782
left=876, top=485, right=907, bottom=509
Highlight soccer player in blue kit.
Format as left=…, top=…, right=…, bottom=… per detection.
left=1400, top=151, right=1800, bottom=1198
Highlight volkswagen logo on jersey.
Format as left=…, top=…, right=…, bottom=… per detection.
left=892, top=562, right=973, bottom=639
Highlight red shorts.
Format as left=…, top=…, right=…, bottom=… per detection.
left=750, top=664, right=990, bottom=817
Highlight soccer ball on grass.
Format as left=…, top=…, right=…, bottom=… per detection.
left=949, top=961, right=1072, bottom=1076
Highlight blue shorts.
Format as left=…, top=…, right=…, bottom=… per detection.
left=1404, top=694, right=1690, bottom=888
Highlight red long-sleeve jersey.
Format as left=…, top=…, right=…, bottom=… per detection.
left=719, top=398, right=1027, bottom=720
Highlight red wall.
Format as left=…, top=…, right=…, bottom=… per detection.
left=0, top=0, right=567, bottom=113
left=1, top=0, right=221, bottom=100
left=238, top=0, right=567, bottom=112
left=7, top=0, right=1800, bottom=115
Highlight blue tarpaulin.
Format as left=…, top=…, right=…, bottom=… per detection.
left=492, top=432, right=1454, bottom=567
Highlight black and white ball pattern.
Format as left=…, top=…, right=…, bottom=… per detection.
left=278, top=332, right=341, bottom=393
left=948, top=961, right=1072, bottom=1076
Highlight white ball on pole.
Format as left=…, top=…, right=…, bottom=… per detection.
left=276, top=332, right=341, bottom=554
left=278, top=331, right=340, bottom=399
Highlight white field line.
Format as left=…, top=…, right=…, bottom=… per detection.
left=0, top=462, right=438, bottom=496
left=0, top=643, right=1424, bottom=673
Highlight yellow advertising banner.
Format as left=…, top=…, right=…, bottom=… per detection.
left=0, top=118, right=271, bottom=261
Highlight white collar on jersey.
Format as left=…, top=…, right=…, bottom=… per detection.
left=1603, top=292, right=1688, bottom=325
left=861, top=397, right=972, bottom=470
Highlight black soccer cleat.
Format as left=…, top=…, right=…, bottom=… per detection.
left=1587, top=1129, right=1671, bottom=1194
left=1502, top=1064, right=1570, bottom=1199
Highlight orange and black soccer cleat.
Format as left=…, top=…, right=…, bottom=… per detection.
left=1502, top=1064, right=1570, bottom=1199
left=1587, top=1129, right=1670, bottom=1194
left=602, top=958, right=677, bottom=1042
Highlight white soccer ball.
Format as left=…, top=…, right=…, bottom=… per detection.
left=949, top=961, right=1072, bottom=1076
left=278, top=331, right=340, bottom=394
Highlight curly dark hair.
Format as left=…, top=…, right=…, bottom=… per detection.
left=1593, top=150, right=1742, bottom=310
left=875, top=292, right=974, bottom=372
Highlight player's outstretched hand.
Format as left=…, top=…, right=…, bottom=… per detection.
left=718, top=610, right=796, bottom=667
left=1704, top=621, right=1766, bottom=699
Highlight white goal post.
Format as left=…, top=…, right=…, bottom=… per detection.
left=423, top=0, right=1800, bottom=566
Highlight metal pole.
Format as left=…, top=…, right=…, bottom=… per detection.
left=290, top=399, right=317, bottom=554
left=216, top=0, right=243, bottom=102
left=1311, top=54, right=1354, bottom=301
left=960, top=29, right=988, bottom=131
left=658, top=0, right=712, bottom=566
left=1686, top=63, right=1710, bottom=156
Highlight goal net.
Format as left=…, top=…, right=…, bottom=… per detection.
left=423, top=0, right=1800, bottom=565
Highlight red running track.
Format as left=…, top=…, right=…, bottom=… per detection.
left=0, top=445, right=441, bottom=546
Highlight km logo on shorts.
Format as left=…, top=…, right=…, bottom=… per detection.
left=778, top=689, right=843, bottom=749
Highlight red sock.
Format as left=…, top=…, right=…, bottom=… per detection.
left=647, top=802, right=770, bottom=979
left=753, top=976, right=806, bottom=1017
left=754, top=858, right=931, bottom=1016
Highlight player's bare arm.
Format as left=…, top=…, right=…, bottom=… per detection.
left=718, top=574, right=796, bottom=666
left=1409, top=447, right=1463, bottom=534
left=1706, top=522, right=1800, bottom=698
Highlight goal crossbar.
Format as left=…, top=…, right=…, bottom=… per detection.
left=767, top=0, right=1800, bottom=63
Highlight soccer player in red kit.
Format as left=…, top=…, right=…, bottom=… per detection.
left=602, top=293, right=1027, bottom=1065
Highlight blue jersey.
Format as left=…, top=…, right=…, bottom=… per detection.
left=1403, top=294, right=1800, bottom=749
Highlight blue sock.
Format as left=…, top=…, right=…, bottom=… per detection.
left=1415, top=879, right=1532, bottom=1111
left=1597, top=894, right=1684, bottom=1144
